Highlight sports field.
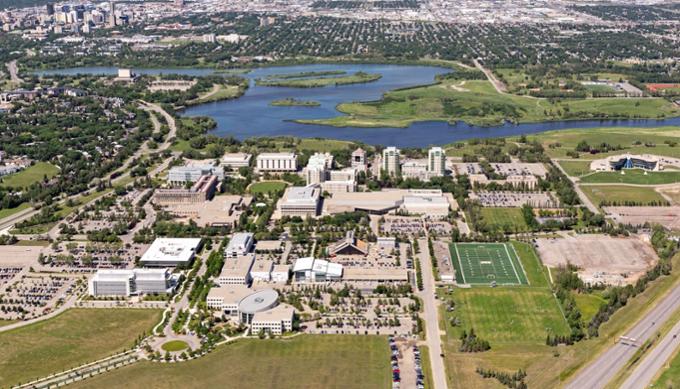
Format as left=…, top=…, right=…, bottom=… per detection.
left=450, top=242, right=528, bottom=285
left=68, top=335, right=391, bottom=389
left=479, top=207, right=529, bottom=232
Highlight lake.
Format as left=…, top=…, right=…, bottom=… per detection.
left=37, top=64, right=680, bottom=147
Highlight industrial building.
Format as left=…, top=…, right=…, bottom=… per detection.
left=256, top=152, right=297, bottom=172
left=293, top=257, right=343, bottom=283
left=278, top=185, right=321, bottom=217
left=88, top=268, right=172, bottom=296
left=225, top=232, right=255, bottom=258
left=139, top=238, right=202, bottom=268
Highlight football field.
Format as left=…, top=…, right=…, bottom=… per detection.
left=449, top=243, right=528, bottom=285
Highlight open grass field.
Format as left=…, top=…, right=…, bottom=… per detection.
left=479, top=207, right=529, bottom=232
left=249, top=181, right=287, bottom=194
left=297, top=138, right=358, bottom=152
left=580, top=185, right=668, bottom=206
left=440, top=252, right=680, bottom=389
left=161, top=340, right=188, bottom=352
left=573, top=293, right=607, bottom=324
left=580, top=169, right=680, bottom=185
left=298, top=78, right=679, bottom=128
left=0, top=309, right=161, bottom=387
left=68, top=335, right=391, bottom=389
left=257, top=72, right=382, bottom=88
left=0, top=162, right=59, bottom=188
left=449, top=242, right=528, bottom=285
left=653, top=349, right=680, bottom=388
left=558, top=160, right=592, bottom=177
left=0, top=202, right=31, bottom=220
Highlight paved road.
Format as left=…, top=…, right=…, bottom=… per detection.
left=417, top=238, right=448, bottom=389
left=620, top=316, right=680, bottom=389
left=566, top=282, right=680, bottom=389
left=6, top=60, right=22, bottom=84
left=0, top=289, right=80, bottom=333
left=552, top=160, right=599, bottom=214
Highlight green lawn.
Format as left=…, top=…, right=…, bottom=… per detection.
left=580, top=185, right=668, bottom=206
left=0, top=309, right=161, bottom=387
left=558, top=160, right=592, bottom=177
left=257, top=72, right=382, bottom=88
left=249, top=181, right=288, bottom=194
left=479, top=207, right=529, bottom=232
left=511, top=241, right=550, bottom=288
left=449, top=242, right=528, bottom=285
left=0, top=202, right=31, bottom=220
left=0, top=162, right=59, bottom=188
left=68, top=335, right=391, bottom=389
left=299, top=78, right=680, bottom=128
left=580, top=169, right=680, bottom=185
left=573, top=293, right=607, bottom=324
left=654, top=349, right=680, bottom=388
left=161, top=340, right=189, bottom=352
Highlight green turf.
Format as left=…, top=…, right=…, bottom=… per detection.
left=580, top=169, right=680, bottom=185
left=249, top=181, right=287, bottom=194
left=511, top=241, right=550, bottom=288
left=479, top=207, right=529, bottom=232
left=450, top=242, right=528, bottom=285
left=161, top=340, right=189, bottom=352
left=580, top=185, right=668, bottom=206
left=653, top=348, right=680, bottom=388
left=0, top=202, right=31, bottom=220
left=67, top=335, right=391, bottom=389
left=0, top=162, right=59, bottom=188
left=558, top=160, right=592, bottom=177
left=0, top=309, right=161, bottom=387
left=573, top=293, right=607, bottom=325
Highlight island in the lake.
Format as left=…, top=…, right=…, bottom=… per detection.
left=256, top=71, right=382, bottom=88
left=270, top=98, right=321, bottom=107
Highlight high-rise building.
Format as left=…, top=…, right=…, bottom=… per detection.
left=46, top=3, right=55, bottom=16
left=108, top=1, right=116, bottom=27
left=382, top=147, right=400, bottom=177
left=428, top=147, right=446, bottom=176
left=351, top=148, right=367, bottom=172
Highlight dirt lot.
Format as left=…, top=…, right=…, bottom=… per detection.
left=658, top=185, right=680, bottom=205
left=604, top=206, right=680, bottom=231
left=535, top=234, right=659, bottom=286
left=0, top=245, right=43, bottom=266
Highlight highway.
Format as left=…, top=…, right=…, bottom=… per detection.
left=566, top=282, right=680, bottom=389
left=620, top=315, right=680, bottom=389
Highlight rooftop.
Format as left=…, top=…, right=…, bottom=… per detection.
left=207, top=285, right=253, bottom=305
left=238, top=289, right=279, bottom=314
left=219, top=254, right=255, bottom=278
left=140, top=238, right=202, bottom=265
left=251, top=303, right=294, bottom=323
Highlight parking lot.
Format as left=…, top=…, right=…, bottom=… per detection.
left=469, top=191, right=559, bottom=208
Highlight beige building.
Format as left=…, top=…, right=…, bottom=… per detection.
left=278, top=185, right=321, bottom=217
left=256, top=153, right=297, bottom=173
left=251, top=304, right=294, bottom=335
left=381, top=147, right=400, bottom=177
left=217, top=254, right=255, bottom=286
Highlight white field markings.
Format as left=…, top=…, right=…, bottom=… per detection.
left=454, top=243, right=467, bottom=284
left=503, top=243, right=522, bottom=285
left=509, top=243, right=530, bottom=285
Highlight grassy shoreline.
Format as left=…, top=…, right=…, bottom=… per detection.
left=256, top=71, right=382, bottom=88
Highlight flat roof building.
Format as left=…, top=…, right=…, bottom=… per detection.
left=323, top=189, right=453, bottom=218
left=140, top=238, right=202, bottom=268
left=251, top=304, right=294, bottom=335
left=271, top=264, right=290, bottom=283
left=167, top=164, right=224, bottom=185
left=293, top=257, right=343, bottom=283
left=256, top=152, right=297, bottom=173
left=206, top=285, right=253, bottom=316
left=222, top=153, right=252, bottom=169
left=89, top=268, right=172, bottom=296
left=225, top=232, right=255, bottom=259
left=590, top=154, right=680, bottom=172
left=250, top=259, right=274, bottom=282
left=278, top=185, right=321, bottom=217
left=217, top=254, right=255, bottom=286
left=342, top=268, right=409, bottom=283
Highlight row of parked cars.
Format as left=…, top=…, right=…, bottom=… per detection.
left=389, top=337, right=401, bottom=387
left=413, top=345, right=426, bottom=389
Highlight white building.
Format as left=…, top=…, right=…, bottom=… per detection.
left=206, top=285, right=253, bottom=317
left=140, top=238, right=202, bottom=268
left=278, top=185, right=321, bottom=217
left=256, top=153, right=297, bottom=173
left=293, top=257, right=343, bottom=283
left=250, top=259, right=274, bottom=282
left=221, top=153, right=252, bottom=169
left=428, top=147, right=446, bottom=176
left=217, top=254, right=255, bottom=286
left=382, top=147, right=400, bottom=177
left=251, top=304, right=294, bottom=335
left=271, top=264, right=290, bottom=283
left=225, top=232, right=255, bottom=258
left=88, top=268, right=171, bottom=296
left=351, top=148, right=367, bottom=172
left=167, top=165, right=224, bottom=185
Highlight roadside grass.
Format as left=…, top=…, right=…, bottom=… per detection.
left=579, top=169, right=680, bottom=185
left=0, top=162, right=59, bottom=189
left=573, top=293, right=607, bottom=324
left=419, top=345, right=435, bottom=389
left=580, top=185, right=668, bottom=206
left=249, top=181, right=287, bottom=195
left=479, top=208, right=529, bottom=232
left=193, top=84, right=241, bottom=104
left=161, top=340, right=188, bottom=352
left=0, top=202, right=31, bottom=220
left=0, top=309, right=161, bottom=388
left=653, top=344, right=680, bottom=387
left=67, top=335, right=391, bottom=389
left=441, top=253, right=680, bottom=388
left=557, top=160, right=592, bottom=177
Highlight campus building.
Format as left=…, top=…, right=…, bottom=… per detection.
left=293, top=257, right=343, bottom=283
left=590, top=154, right=680, bottom=172
left=139, top=238, right=202, bottom=267
left=278, top=185, right=321, bottom=217
left=381, top=147, right=400, bottom=177
left=217, top=254, right=255, bottom=286
left=221, top=153, right=252, bottom=169
left=256, top=152, right=297, bottom=172
left=225, top=232, right=255, bottom=258
left=251, top=304, right=294, bottom=335
left=323, top=189, right=454, bottom=218
left=250, top=259, right=274, bottom=282
left=428, top=147, right=446, bottom=176
left=330, top=231, right=369, bottom=256
left=351, top=148, right=367, bottom=172
left=88, top=268, right=172, bottom=296
left=153, top=175, right=218, bottom=205
left=167, top=164, right=224, bottom=185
